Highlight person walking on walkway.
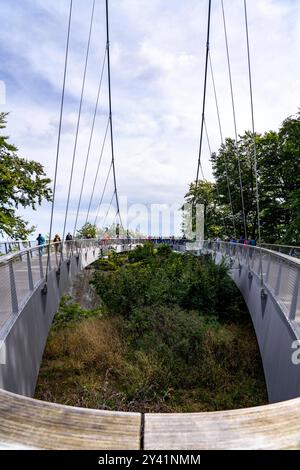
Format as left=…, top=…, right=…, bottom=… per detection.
left=65, top=232, right=73, bottom=253
left=36, top=233, right=45, bottom=254
left=103, top=228, right=110, bottom=246
left=53, top=234, right=61, bottom=253
left=116, top=223, right=120, bottom=239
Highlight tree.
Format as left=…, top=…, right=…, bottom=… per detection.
left=0, top=113, right=52, bottom=239
left=182, top=180, right=225, bottom=239
left=98, top=224, right=145, bottom=238
left=210, top=112, right=300, bottom=243
left=76, top=222, right=98, bottom=239
left=259, top=113, right=300, bottom=243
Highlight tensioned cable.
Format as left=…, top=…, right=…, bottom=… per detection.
left=204, top=118, right=226, bottom=232
left=208, top=50, right=236, bottom=237
left=244, top=0, right=263, bottom=282
left=208, top=51, right=223, bottom=144
left=109, top=208, right=120, bottom=234
left=105, top=0, right=123, bottom=228
left=60, top=0, right=96, bottom=249
left=101, top=189, right=116, bottom=229
left=221, top=0, right=247, bottom=239
left=45, top=0, right=73, bottom=284
left=195, top=0, right=211, bottom=185
left=85, top=116, right=110, bottom=224
left=73, top=47, right=107, bottom=237
left=94, top=160, right=113, bottom=226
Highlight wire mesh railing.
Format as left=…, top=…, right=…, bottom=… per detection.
left=0, top=240, right=103, bottom=330
left=0, top=237, right=166, bottom=332
left=260, top=243, right=300, bottom=259
left=1, top=237, right=299, bottom=332
left=197, top=240, right=300, bottom=323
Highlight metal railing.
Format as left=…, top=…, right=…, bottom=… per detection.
left=0, top=240, right=94, bottom=323
left=0, top=237, right=181, bottom=331
left=196, top=240, right=300, bottom=323
left=260, top=243, right=300, bottom=259
left=1, top=236, right=299, bottom=332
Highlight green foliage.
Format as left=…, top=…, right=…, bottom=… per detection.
left=76, top=222, right=98, bottom=239
left=98, top=223, right=145, bottom=238
left=52, top=295, right=103, bottom=329
left=36, top=244, right=267, bottom=412
left=185, top=111, right=300, bottom=244
left=127, top=242, right=155, bottom=263
left=183, top=180, right=224, bottom=239
left=92, top=246, right=244, bottom=323
left=0, top=112, right=52, bottom=239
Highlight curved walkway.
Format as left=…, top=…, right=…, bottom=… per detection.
left=0, top=239, right=299, bottom=449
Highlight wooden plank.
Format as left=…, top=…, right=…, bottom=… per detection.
left=0, top=389, right=141, bottom=450
left=144, top=398, right=300, bottom=450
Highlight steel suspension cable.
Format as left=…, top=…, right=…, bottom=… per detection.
left=101, top=189, right=116, bottom=229
left=94, top=161, right=113, bottom=226
left=204, top=118, right=226, bottom=231
left=73, top=47, right=107, bottom=237
left=105, top=0, right=122, bottom=228
left=111, top=208, right=119, bottom=226
left=61, top=0, right=96, bottom=248
left=221, top=0, right=247, bottom=239
left=244, top=0, right=263, bottom=282
left=45, top=0, right=73, bottom=284
left=209, top=50, right=236, bottom=236
left=208, top=51, right=223, bottom=144
left=85, top=116, right=110, bottom=224
left=195, top=0, right=211, bottom=185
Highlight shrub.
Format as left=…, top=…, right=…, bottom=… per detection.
left=36, top=244, right=267, bottom=412
left=91, top=247, right=245, bottom=323
left=52, top=296, right=103, bottom=329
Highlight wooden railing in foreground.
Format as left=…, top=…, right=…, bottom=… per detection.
left=1, top=388, right=300, bottom=449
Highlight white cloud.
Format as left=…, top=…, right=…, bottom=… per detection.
left=0, top=0, right=299, bottom=237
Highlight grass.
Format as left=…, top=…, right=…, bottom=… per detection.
left=35, top=245, right=268, bottom=411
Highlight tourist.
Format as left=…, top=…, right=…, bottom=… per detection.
left=36, top=233, right=45, bottom=254
left=65, top=232, right=73, bottom=253
left=53, top=234, right=61, bottom=253
left=103, top=228, right=110, bottom=246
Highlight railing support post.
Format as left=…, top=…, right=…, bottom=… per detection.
left=39, top=249, right=44, bottom=279
left=27, top=251, right=34, bottom=292
left=9, top=260, right=19, bottom=314
left=289, top=270, right=300, bottom=321
left=275, top=259, right=282, bottom=297
left=265, top=253, right=272, bottom=284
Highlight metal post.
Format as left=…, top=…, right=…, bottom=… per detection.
left=275, top=259, right=282, bottom=297
left=27, top=251, right=34, bottom=291
left=47, top=243, right=51, bottom=272
left=265, top=253, right=272, bottom=285
left=9, top=260, right=19, bottom=314
left=39, top=249, right=44, bottom=279
left=289, top=270, right=300, bottom=321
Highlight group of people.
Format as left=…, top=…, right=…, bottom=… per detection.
left=36, top=232, right=73, bottom=254
left=227, top=236, right=257, bottom=246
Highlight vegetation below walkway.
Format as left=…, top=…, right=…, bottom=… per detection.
left=35, top=244, right=267, bottom=412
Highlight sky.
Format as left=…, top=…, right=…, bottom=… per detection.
left=0, top=0, right=299, bottom=237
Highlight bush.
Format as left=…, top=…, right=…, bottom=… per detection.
left=91, top=247, right=245, bottom=323
left=52, top=296, right=103, bottom=329
left=36, top=244, right=267, bottom=412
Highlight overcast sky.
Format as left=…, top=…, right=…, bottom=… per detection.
left=0, top=0, right=299, bottom=237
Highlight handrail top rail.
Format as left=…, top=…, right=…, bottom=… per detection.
left=201, top=240, right=300, bottom=268
left=1, top=238, right=300, bottom=268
